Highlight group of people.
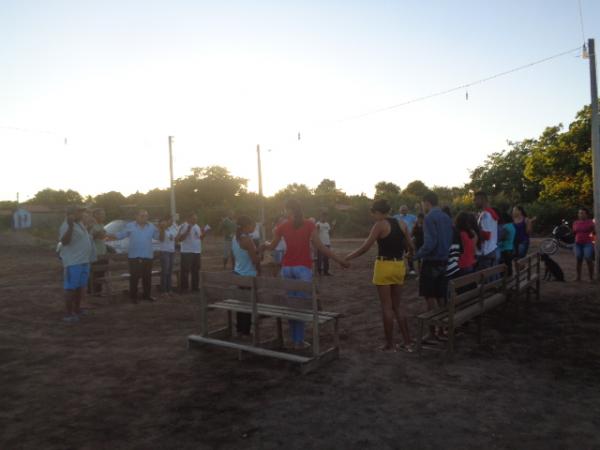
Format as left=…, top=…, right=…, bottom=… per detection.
left=57, top=207, right=210, bottom=322
left=57, top=194, right=595, bottom=353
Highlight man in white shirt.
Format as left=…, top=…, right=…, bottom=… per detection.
left=316, top=212, right=334, bottom=276
left=177, top=212, right=204, bottom=291
left=58, top=205, right=94, bottom=322
left=474, top=191, right=499, bottom=270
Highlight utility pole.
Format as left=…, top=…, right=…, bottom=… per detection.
left=257, top=144, right=266, bottom=242
left=588, top=38, right=600, bottom=279
left=168, top=136, right=177, bottom=222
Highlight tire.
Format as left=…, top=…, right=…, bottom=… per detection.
left=540, top=239, right=558, bottom=255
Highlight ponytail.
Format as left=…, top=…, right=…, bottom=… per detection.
left=285, top=199, right=304, bottom=229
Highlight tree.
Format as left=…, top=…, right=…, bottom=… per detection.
left=403, top=180, right=430, bottom=198
left=374, top=181, right=400, bottom=198
left=468, top=140, right=540, bottom=204
left=524, top=105, right=594, bottom=207
left=273, top=183, right=313, bottom=200
left=28, top=188, right=83, bottom=206
left=315, top=179, right=338, bottom=196
left=92, top=191, right=127, bottom=220
left=174, top=165, right=248, bottom=214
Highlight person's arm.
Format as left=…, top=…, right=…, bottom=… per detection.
left=345, top=223, right=380, bottom=261
left=262, top=229, right=283, bottom=252
left=176, top=224, right=191, bottom=243
left=239, top=235, right=261, bottom=267
left=397, top=219, right=414, bottom=256
left=106, top=223, right=130, bottom=241
left=311, top=230, right=349, bottom=267
left=60, top=218, right=75, bottom=245
left=415, top=216, right=438, bottom=260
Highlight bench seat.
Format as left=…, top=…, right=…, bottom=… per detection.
left=209, top=299, right=340, bottom=324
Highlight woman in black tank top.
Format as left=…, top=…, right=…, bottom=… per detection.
left=346, top=199, right=415, bottom=352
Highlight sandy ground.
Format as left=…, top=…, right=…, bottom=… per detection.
left=0, top=231, right=599, bottom=449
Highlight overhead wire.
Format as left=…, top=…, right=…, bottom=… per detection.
left=337, top=46, right=582, bottom=122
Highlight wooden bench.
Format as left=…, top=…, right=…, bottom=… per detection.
left=89, top=254, right=181, bottom=300
left=416, top=264, right=509, bottom=357
left=188, top=271, right=342, bottom=373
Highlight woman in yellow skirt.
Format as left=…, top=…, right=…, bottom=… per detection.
left=345, top=199, right=414, bottom=352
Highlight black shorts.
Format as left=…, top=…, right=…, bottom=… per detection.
left=419, top=260, right=448, bottom=299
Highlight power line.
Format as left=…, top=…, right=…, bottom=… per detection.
left=339, top=46, right=582, bottom=122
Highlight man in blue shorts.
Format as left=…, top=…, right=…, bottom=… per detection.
left=59, top=205, right=94, bottom=323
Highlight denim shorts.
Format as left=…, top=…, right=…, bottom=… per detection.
left=64, top=263, right=90, bottom=290
left=575, top=242, right=594, bottom=261
left=281, top=265, right=312, bottom=298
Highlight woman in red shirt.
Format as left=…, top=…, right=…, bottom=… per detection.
left=573, top=207, right=595, bottom=281
left=262, top=199, right=348, bottom=349
left=455, top=212, right=478, bottom=275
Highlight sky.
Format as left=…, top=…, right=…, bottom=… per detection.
left=1, top=0, right=599, bottom=202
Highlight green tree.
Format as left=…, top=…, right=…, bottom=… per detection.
left=469, top=140, right=540, bottom=204
left=403, top=180, right=430, bottom=198
left=92, top=191, right=128, bottom=220
left=28, top=188, right=83, bottom=206
left=524, top=105, right=594, bottom=207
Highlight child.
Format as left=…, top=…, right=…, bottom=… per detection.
left=316, top=212, right=334, bottom=276
left=232, top=216, right=260, bottom=335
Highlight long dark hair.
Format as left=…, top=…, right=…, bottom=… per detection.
left=455, top=211, right=476, bottom=238
left=285, top=199, right=304, bottom=229
left=235, top=215, right=253, bottom=240
left=514, top=205, right=527, bottom=218
left=465, top=212, right=481, bottom=249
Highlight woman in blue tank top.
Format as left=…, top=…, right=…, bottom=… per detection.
left=232, top=216, right=260, bottom=335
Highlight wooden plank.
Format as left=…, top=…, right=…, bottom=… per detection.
left=187, top=335, right=311, bottom=363
left=448, top=272, right=482, bottom=289
left=208, top=302, right=336, bottom=324
left=218, top=299, right=341, bottom=318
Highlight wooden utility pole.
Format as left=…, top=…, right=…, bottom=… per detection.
left=588, top=39, right=600, bottom=278
left=168, top=136, right=177, bottom=222
left=257, top=144, right=266, bottom=242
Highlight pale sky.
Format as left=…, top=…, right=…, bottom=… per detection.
left=1, top=0, right=598, bottom=202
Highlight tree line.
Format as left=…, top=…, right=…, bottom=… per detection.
left=2, top=103, right=595, bottom=236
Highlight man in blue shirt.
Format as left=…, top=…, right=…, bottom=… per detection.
left=108, top=209, right=159, bottom=303
left=414, top=192, right=453, bottom=340
left=394, top=205, right=418, bottom=275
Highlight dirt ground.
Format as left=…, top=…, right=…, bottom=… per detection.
left=0, top=231, right=599, bottom=450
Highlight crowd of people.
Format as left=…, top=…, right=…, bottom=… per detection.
left=57, top=193, right=596, bottom=353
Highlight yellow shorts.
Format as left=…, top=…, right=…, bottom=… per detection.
left=372, top=259, right=406, bottom=286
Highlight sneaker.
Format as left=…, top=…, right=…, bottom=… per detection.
left=409, top=270, right=416, bottom=276
left=63, top=315, right=79, bottom=323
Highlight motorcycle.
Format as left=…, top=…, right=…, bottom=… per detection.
left=539, top=220, right=575, bottom=255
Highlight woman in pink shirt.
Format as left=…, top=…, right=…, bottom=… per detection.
left=573, top=207, right=595, bottom=281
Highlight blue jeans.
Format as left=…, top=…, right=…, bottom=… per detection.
left=281, top=265, right=313, bottom=344
left=160, top=251, right=174, bottom=292
left=516, top=240, right=529, bottom=259
left=575, top=242, right=594, bottom=261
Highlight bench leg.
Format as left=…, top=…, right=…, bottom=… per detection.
left=276, top=318, right=284, bottom=347
left=227, top=311, right=233, bottom=337
left=477, top=315, right=483, bottom=344
left=333, top=318, right=340, bottom=349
